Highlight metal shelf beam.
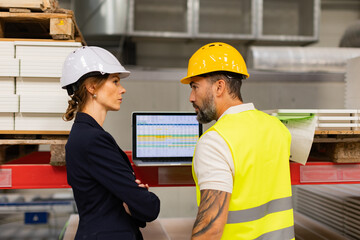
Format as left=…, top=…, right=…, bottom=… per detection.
left=1, top=151, right=360, bottom=189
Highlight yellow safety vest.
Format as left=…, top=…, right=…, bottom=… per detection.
left=193, top=109, right=295, bottom=240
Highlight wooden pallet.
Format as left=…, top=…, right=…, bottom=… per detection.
left=0, top=0, right=58, bottom=13
left=311, top=130, right=360, bottom=163
left=0, top=9, right=86, bottom=45
left=0, top=131, right=68, bottom=166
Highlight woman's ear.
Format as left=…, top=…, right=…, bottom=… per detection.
left=85, top=81, right=96, bottom=96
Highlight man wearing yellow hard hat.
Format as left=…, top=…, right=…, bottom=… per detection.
left=181, top=42, right=295, bottom=240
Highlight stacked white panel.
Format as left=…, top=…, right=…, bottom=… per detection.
left=0, top=95, right=19, bottom=112
left=15, top=113, right=73, bottom=131
left=15, top=41, right=81, bottom=60
left=0, top=42, right=18, bottom=77
left=0, top=59, right=20, bottom=77
left=273, top=109, right=360, bottom=130
left=0, top=41, right=14, bottom=58
left=20, top=95, right=69, bottom=113
left=16, top=77, right=63, bottom=95
left=16, top=77, right=69, bottom=113
left=15, top=41, right=81, bottom=78
left=0, top=113, right=14, bottom=130
left=19, top=59, right=65, bottom=77
left=0, top=77, right=15, bottom=94
left=11, top=41, right=80, bottom=131
left=295, top=185, right=360, bottom=240
left=317, top=109, right=358, bottom=129
left=0, top=77, right=16, bottom=130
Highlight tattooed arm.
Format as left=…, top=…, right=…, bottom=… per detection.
left=192, top=189, right=231, bottom=239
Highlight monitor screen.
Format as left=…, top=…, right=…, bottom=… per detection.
left=132, top=112, right=202, bottom=162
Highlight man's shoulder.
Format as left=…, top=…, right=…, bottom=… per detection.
left=199, top=129, right=223, bottom=143
left=197, top=130, right=228, bottom=154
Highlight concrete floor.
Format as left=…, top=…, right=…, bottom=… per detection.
left=63, top=214, right=194, bottom=240
left=63, top=213, right=349, bottom=240
left=0, top=212, right=349, bottom=240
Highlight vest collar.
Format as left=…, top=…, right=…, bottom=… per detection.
left=218, top=103, right=255, bottom=120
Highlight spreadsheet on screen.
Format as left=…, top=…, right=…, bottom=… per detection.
left=132, top=112, right=202, bottom=164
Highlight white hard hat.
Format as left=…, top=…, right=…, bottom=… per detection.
left=60, top=46, right=130, bottom=92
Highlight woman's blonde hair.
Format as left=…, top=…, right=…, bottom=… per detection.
left=63, top=74, right=109, bottom=121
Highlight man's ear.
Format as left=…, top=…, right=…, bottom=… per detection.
left=214, top=79, right=226, bottom=97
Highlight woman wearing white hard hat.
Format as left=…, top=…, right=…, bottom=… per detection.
left=61, top=46, right=160, bottom=240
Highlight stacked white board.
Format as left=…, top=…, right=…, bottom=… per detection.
left=0, top=42, right=18, bottom=130
left=272, top=109, right=360, bottom=130
left=0, top=40, right=81, bottom=131
left=0, top=42, right=18, bottom=77
left=295, top=184, right=360, bottom=240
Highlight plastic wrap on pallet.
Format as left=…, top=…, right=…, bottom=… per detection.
left=247, top=46, right=360, bottom=73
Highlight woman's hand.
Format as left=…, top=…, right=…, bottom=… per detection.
left=135, top=179, right=149, bottom=190
left=123, top=202, right=131, bottom=215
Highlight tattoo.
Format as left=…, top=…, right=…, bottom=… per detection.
left=192, top=190, right=229, bottom=238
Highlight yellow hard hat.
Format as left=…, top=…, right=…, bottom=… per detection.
left=181, top=42, right=249, bottom=84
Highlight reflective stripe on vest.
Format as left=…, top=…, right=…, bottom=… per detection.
left=227, top=196, right=292, bottom=224
left=254, top=226, right=295, bottom=240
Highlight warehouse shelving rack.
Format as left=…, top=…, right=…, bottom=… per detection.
left=127, top=0, right=319, bottom=45
left=1, top=130, right=360, bottom=189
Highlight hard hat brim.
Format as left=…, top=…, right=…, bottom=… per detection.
left=180, top=71, right=249, bottom=84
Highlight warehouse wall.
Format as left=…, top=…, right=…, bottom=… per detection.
left=313, top=1, right=360, bottom=47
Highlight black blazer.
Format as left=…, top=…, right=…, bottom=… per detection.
left=66, top=112, right=160, bottom=240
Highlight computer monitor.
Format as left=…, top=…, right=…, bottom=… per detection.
left=132, top=112, right=203, bottom=166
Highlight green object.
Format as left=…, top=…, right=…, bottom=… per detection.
left=59, top=219, right=70, bottom=240
left=276, top=114, right=315, bottom=123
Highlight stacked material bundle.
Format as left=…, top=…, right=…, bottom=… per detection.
left=272, top=109, right=360, bottom=130
left=294, top=184, right=360, bottom=240
left=0, top=40, right=81, bottom=131
left=0, top=41, right=18, bottom=130
left=15, top=41, right=81, bottom=131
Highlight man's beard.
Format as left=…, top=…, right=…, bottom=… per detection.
left=192, top=93, right=217, bottom=124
